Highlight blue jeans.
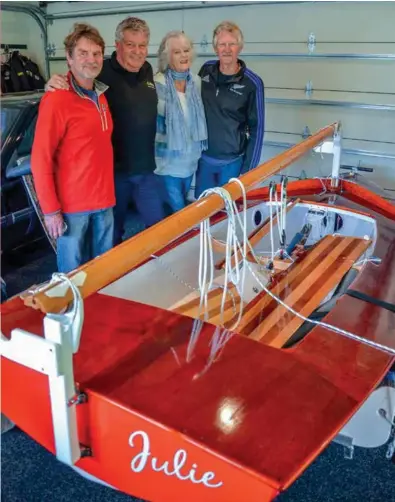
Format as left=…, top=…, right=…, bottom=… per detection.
left=195, top=155, right=244, bottom=198
left=57, top=208, right=114, bottom=273
left=114, top=172, right=165, bottom=245
left=159, top=174, right=193, bottom=214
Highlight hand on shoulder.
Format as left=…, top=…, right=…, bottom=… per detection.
left=45, top=74, right=69, bottom=92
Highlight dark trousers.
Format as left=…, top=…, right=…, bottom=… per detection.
left=195, top=156, right=244, bottom=198
left=113, top=171, right=165, bottom=245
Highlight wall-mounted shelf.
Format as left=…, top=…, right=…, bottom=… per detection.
left=1, top=44, right=28, bottom=51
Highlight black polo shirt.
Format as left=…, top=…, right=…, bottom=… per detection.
left=99, top=52, right=158, bottom=175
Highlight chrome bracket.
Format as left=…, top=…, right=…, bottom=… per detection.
left=305, top=80, right=313, bottom=98
left=302, top=125, right=312, bottom=139
left=68, top=392, right=88, bottom=407
left=307, top=32, right=316, bottom=54
left=200, top=35, right=209, bottom=52
left=46, top=43, right=56, bottom=57
left=333, top=432, right=355, bottom=460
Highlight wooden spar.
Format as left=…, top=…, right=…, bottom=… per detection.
left=23, top=123, right=338, bottom=314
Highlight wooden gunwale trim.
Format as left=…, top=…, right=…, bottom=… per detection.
left=21, top=123, right=338, bottom=314
left=246, top=179, right=395, bottom=221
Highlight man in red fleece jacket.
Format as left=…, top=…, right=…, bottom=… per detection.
left=31, top=23, right=115, bottom=273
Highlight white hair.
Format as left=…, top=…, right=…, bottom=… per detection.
left=213, top=21, right=244, bottom=50
left=157, top=30, right=195, bottom=73
left=115, top=16, right=150, bottom=42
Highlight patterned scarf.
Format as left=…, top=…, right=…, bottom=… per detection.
left=165, top=69, right=208, bottom=153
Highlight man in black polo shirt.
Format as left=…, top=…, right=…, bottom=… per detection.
left=47, top=17, right=165, bottom=245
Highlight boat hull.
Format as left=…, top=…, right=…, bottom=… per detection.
left=2, top=179, right=395, bottom=501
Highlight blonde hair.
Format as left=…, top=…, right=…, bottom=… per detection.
left=213, top=21, right=244, bottom=50
left=115, top=16, right=150, bottom=42
left=157, top=31, right=195, bottom=73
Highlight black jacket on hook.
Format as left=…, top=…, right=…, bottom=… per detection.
left=1, top=51, right=45, bottom=93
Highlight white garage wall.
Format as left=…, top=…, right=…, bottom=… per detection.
left=0, top=9, right=46, bottom=75
left=5, top=1, right=395, bottom=189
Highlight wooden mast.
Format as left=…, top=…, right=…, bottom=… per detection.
left=23, top=123, right=338, bottom=314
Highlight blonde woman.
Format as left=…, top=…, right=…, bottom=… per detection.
left=154, top=31, right=207, bottom=213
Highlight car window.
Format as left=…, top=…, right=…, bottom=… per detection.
left=0, top=106, right=22, bottom=143
left=17, top=114, right=38, bottom=158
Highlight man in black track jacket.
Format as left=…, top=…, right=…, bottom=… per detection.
left=196, top=21, right=265, bottom=197
left=46, top=17, right=165, bottom=245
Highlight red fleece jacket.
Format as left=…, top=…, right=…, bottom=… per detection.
left=31, top=82, right=115, bottom=214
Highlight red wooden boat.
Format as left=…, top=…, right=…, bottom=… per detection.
left=1, top=122, right=395, bottom=502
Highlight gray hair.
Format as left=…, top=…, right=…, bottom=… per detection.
left=115, top=16, right=150, bottom=42
left=213, top=21, right=244, bottom=50
left=157, top=30, right=195, bottom=73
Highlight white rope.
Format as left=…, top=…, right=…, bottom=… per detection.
left=273, top=188, right=281, bottom=243
left=197, top=177, right=252, bottom=330
left=267, top=183, right=295, bottom=267
left=198, top=181, right=395, bottom=356
left=198, top=212, right=215, bottom=320
left=236, top=234, right=395, bottom=356
left=50, top=273, right=81, bottom=322
left=280, top=177, right=287, bottom=250
left=314, top=176, right=330, bottom=196
left=353, top=256, right=381, bottom=268
left=269, top=185, right=275, bottom=263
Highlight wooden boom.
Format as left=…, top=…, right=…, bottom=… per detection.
left=23, top=123, right=338, bottom=314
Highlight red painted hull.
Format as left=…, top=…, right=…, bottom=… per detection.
left=2, top=181, right=395, bottom=501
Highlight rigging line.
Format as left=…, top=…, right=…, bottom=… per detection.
left=353, top=256, right=381, bottom=268
left=280, top=177, right=287, bottom=253
left=197, top=179, right=250, bottom=330
left=269, top=183, right=275, bottom=263
left=246, top=241, right=395, bottom=355
left=211, top=180, right=395, bottom=356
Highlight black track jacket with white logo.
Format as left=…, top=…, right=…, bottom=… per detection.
left=199, top=59, right=265, bottom=174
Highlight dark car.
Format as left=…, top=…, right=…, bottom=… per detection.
left=1, top=91, right=54, bottom=299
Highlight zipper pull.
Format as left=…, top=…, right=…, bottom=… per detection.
left=216, top=88, right=219, bottom=97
